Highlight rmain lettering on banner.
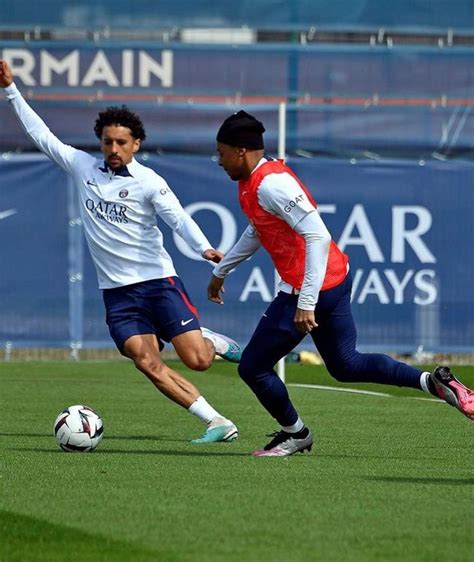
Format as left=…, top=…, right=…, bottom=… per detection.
left=0, top=48, right=173, bottom=87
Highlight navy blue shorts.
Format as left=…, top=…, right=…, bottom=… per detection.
left=102, top=277, right=201, bottom=353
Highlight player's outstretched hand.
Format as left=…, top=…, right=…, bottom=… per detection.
left=0, top=60, right=13, bottom=88
left=202, top=248, right=223, bottom=263
left=208, top=275, right=225, bottom=305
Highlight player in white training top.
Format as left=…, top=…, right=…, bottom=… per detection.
left=0, top=59, right=239, bottom=444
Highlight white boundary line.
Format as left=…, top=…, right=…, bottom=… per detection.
left=288, top=383, right=442, bottom=403
left=288, top=383, right=392, bottom=397
left=406, top=396, right=442, bottom=403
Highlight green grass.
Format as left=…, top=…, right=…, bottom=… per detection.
left=1, top=361, right=473, bottom=562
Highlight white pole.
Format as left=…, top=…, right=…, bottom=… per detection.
left=276, top=102, right=287, bottom=382
left=278, top=102, right=287, bottom=161
left=5, top=341, right=12, bottom=361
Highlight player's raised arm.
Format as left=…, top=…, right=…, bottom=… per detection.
left=0, top=59, right=80, bottom=175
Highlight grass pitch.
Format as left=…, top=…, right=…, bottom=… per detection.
left=1, top=361, right=473, bottom=562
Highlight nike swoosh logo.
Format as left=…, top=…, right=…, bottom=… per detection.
left=86, top=180, right=98, bottom=187
left=181, top=318, right=194, bottom=326
left=0, top=209, right=17, bottom=221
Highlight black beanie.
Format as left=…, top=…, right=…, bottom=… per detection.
left=216, top=110, right=265, bottom=149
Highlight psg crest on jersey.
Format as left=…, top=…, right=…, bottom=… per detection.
left=119, top=189, right=129, bottom=198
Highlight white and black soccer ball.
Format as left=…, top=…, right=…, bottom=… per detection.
left=53, top=404, right=104, bottom=452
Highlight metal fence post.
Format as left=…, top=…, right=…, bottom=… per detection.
left=67, top=177, right=84, bottom=361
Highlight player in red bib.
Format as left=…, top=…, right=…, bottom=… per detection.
left=209, top=110, right=474, bottom=457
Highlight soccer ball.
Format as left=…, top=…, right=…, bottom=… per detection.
left=53, top=404, right=104, bottom=452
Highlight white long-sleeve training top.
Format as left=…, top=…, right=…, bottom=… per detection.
left=4, top=82, right=212, bottom=289
left=212, top=158, right=332, bottom=310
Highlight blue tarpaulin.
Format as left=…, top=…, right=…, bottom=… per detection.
left=0, top=153, right=472, bottom=352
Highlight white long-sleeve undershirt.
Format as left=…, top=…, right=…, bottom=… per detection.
left=213, top=161, right=332, bottom=309
left=3, top=82, right=212, bottom=289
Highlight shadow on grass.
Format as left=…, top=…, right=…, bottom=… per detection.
left=3, top=431, right=252, bottom=456
left=362, top=475, right=474, bottom=485
left=318, top=452, right=447, bottom=461
left=1, top=432, right=198, bottom=443
left=7, top=447, right=250, bottom=457
left=0, top=509, right=162, bottom=562
left=0, top=432, right=53, bottom=437
left=104, top=435, right=190, bottom=442
left=102, top=448, right=249, bottom=457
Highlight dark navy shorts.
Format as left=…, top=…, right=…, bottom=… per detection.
left=102, top=277, right=201, bottom=353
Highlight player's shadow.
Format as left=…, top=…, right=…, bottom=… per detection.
left=362, top=475, right=474, bottom=486
left=7, top=447, right=250, bottom=457
left=1, top=432, right=212, bottom=443
left=99, top=449, right=249, bottom=457
left=106, top=434, right=190, bottom=443
left=0, top=432, right=51, bottom=437
left=3, top=432, right=252, bottom=455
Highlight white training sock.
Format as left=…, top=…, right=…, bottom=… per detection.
left=281, top=417, right=305, bottom=433
left=188, top=396, right=224, bottom=424
left=419, top=371, right=432, bottom=394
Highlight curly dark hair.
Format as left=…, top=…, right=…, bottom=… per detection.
left=94, top=105, right=146, bottom=141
